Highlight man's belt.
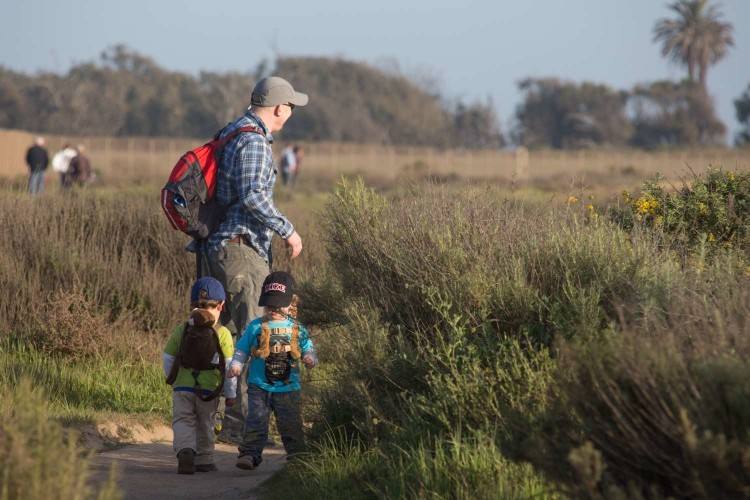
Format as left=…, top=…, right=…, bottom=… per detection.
left=227, top=235, right=247, bottom=245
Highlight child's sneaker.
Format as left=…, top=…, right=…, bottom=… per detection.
left=195, top=463, right=218, bottom=472
left=177, top=448, right=196, bottom=474
left=236, top=455, right=259, bottom=470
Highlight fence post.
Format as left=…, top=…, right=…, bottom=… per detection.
left=514, top=147, right=529, bottom=186
left=104, top=137, right=111, bottom=169
left=128, top=138, right=134, bottom=169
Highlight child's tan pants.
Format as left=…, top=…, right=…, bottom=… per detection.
left=172, top=391, right=219, bottom=465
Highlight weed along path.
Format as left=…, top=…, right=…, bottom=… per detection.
left=89, top=426, right=285, bottom=500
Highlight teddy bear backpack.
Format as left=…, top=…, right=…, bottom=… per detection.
left=166, top=308, right=225, bottom=401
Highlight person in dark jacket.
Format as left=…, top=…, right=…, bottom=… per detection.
left=25, top=137, right=49, bottom=194
left=68, top=145, right=93, bottom=187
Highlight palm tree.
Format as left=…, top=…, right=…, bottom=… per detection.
left=653, top=0, right=734, bottom=92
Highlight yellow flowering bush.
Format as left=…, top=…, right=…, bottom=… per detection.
left=611, top=169, right=750, bottom=256
left=634, top=195, right=659, bottom=216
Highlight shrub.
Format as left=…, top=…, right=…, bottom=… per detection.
left=301, top=177, right=750, bottom=498
left=300, top=284, right=559, bottom=497
left=323, top=179, right=676, bottom=346
left=0, top=378, right=120, bottom=499
left=31, top=286, right=152, bottom=360
left=612, top=168, right=750, bottom=256
left=312, top=307, right=431, bottom=441
left=527, top=259, right=750, bottom=498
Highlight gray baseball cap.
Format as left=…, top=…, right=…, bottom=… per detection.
left=251, top=76, right=309, bottom=107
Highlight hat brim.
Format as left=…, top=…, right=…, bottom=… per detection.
left=258, top=294, right=293, bottom=308
left=289, top=92, right=308, bottom=107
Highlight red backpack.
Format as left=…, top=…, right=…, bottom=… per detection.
left=161, top=126, right=263, bottom=239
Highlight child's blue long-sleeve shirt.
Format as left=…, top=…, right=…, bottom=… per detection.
left=231, top=317, right=316, bottom=393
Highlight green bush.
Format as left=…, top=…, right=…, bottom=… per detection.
left=0, top=378, right=120, bottom=500
left=527, top=259, right=750, bottom=498
left=293, top=179, right=679, bottom=497
left=295, top=177, right=750, bottom=498
left=612, top=168, right=750, bottom=256
left=322, top=179, right=676, bottom=346
left=288, top=303, right=559, bottom=497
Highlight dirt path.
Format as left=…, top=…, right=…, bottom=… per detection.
left=90, top=437, right=285, bottom=500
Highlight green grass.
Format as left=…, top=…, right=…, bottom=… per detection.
left=262, top=431, right=557, bottom=500
left=0, top=339, right=170, bottom=423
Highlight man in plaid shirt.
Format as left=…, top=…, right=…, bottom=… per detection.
left=204, top=76, right=308, bottom=420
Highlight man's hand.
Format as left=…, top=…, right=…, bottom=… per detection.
left=285, top=231, right=303, bottom=259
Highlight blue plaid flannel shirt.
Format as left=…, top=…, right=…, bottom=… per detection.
left=207, top=110, right=294, bottom=261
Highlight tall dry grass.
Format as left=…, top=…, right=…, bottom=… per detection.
left=0, top=189, right=193, bottom=358
left=2, top=128, right=749, bottom=197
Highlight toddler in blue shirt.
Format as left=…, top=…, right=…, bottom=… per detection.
left=229, top=271, right=317, bottom=469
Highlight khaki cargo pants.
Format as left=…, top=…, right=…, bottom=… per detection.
left=172, top=391, right=220, bottom=465
left=205, top=240, right=269, bottom=418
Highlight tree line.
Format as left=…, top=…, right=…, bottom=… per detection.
left=0, top=2, right=747, bottom=149
left=0, top=45, right=504, bottom=150
left=513, top=77, right=734, bottom=149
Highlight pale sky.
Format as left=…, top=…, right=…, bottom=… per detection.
left=1, top=0, right=749, bottom=141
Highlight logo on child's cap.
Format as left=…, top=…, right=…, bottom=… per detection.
left=264, top=283, right=286, bottom=294
left=258, top=271, right=295, bottom=308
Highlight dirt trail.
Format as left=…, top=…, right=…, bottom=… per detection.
left=89, top=427, right=285, bottom=500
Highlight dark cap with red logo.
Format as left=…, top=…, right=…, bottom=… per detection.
left=258, top=271, right=295, bottom=308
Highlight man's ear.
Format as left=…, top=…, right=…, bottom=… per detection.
left=218, top=301, right=225, bottom=312
left=273, top=105, right=283, bottom=117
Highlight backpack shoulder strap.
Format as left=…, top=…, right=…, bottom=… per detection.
left=215, top=125, right=265, bottom=150
left=213, top=125, right=266, bottom=167
left=165, top=322, right=189, bottom=385
left=252, top=318, right=272, bottom=359
left=289, top=323, right=301, bottom=360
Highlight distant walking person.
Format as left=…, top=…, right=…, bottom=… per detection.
left=280, top=145, right=303, bottom=187
left=25, top=137, right=49, bottom=194
left=68, top=145, right=93, bottom=187
left=52, top=144, right=78, bottom=189
left=204, top=76, right=308, bottom=421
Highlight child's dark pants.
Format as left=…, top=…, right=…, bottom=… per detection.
left=238, top=384, right=306, bottom=464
